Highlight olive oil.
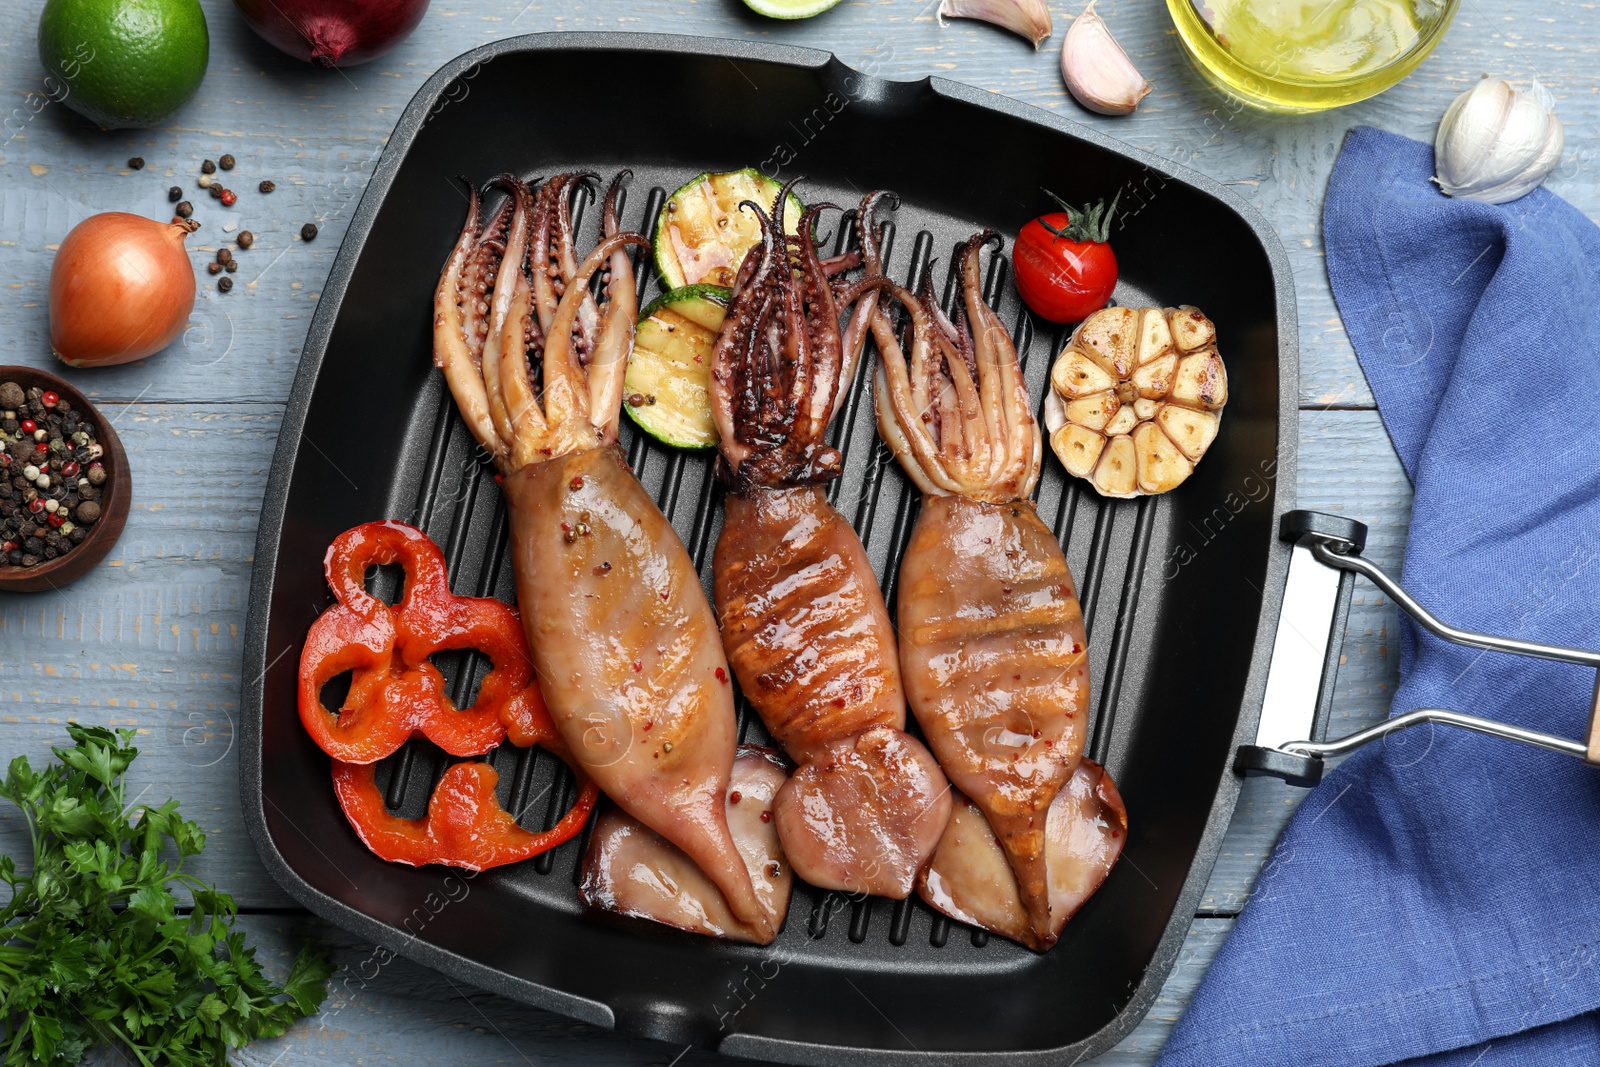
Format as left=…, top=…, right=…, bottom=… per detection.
left=1168, top=0, right=1457, bottom=112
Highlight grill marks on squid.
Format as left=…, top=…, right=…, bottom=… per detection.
left=859, top=190, right=1110, bottom=951
left=716, top=488, right=904, bottom=765
left=710, top=183, right=951, bottom=903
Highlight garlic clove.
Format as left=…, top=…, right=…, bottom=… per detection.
left=1104, top=403, right=1139, bottom=437
left=1170, top=351, right=1228, bottom=409
left=1060, top=1, right=1151, bottom=117
left=1434, top=80, right=1495, bottom=191
left=1511, top=114, right=1566, bottom=199
left=939, top=0, right=1052, bottom=48
left=1133, top=421, right=1192, bottom=495
left=1137, top=307, right=1172, bottom=364
left=1482, top=82, right=1564, bottom=201
left=1170, top=305, right=1215, bottom=352
left=1077, top=305, right=1137, bottom=373
left=1132, top=354, right=1176, bottom=399
left=1095, top=435, right=1139, bottom=496
left=1157, top=404, right=1219, bottom=461
left=1470, top=85, right=1548, bottom=188
left=1051, top=424, right=1106, bottom=480
left=1433, top=77, right=1565, bottom=205
left=1051, top=349, right=1116, bottom=398
left=1065, top=393, right=1117, bottom=433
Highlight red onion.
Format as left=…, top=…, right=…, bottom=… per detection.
left=230, top=0, right=430, bottom=68
left=49, top=214, right=199, bottom=369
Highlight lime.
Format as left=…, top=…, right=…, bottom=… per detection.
left=741, top=0, right=845, bottom=19
left=38, top=0, right=209, bottom=130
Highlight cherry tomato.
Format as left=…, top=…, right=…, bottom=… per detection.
left=1012, top=193, right=1120, bottom=325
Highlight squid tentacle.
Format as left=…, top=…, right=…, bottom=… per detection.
left=920, top=274, right=987, bottom=475
left=858, top=277, right=965, bottom=496
left=480, top=175, right=536, bottom=458
left=757, top=198, right=805, bottom=442
left=960, top=231, right=1039, bottom=500
left=709, top=186, right=854, bottom=492
left=556, top=172, right=603, bottom=351
left=432, top=178, right=501, bottom=457
left=793, top=202, right=845, bottom=442
left=517, top=228, right=650, bottom=469
left=839, top=190, right=898, bottom=406
left=529, top=177, right=564, bottom=337
left=710, top=199, right=785, bottom=468
left=434, top=171, right=648, bottom=474
left=462, top=182, right=515, bottom=363
left=586, top=170, right=637, bottom=445
left=820, top=249, right=862, bottom=277
left=858, top=200, right=1040, bottom=503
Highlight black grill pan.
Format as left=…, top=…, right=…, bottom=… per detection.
left=242, top=32, right=1298, bottom=1065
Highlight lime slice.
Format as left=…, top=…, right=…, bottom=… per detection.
left=741, top=0, right=845, bottom=20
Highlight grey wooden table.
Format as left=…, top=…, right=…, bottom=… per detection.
left=1, top=0, right=1594, bottom=1062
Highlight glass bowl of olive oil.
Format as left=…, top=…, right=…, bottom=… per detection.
left=1168, top=0, right=1458, bottom=112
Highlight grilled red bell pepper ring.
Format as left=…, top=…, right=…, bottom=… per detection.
left=331, top=758, right=600, bottom=871
left=298, top=521, right=534, bottom=763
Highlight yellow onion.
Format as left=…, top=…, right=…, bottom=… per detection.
left=49, top=213, right=198, bottom=368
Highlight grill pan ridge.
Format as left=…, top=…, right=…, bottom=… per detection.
left=242, top=32, right=1298, bottom=1065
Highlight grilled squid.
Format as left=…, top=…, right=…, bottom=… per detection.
left=861, top=201, right=1114, bottom=949
left=710, top=187, right=950, bottom=900
left=579, top=747, right=793, bottom=944
left=432, top=172, right=771, bottom=940
left=918, top=760, right=1125, bottom=950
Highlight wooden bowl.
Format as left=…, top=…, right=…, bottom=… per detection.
left=0, top=365, right=131, bottom=593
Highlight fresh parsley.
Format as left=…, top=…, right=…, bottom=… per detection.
left=0, top=725, right=332, bottom=1066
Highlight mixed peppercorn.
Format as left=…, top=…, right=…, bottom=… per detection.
left=0, top=381, right=108, bottom=569
left=124, top=152, right=320, bottom=292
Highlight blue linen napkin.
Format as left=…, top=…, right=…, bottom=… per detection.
left=1155, top=127, right=1600, bottom=1067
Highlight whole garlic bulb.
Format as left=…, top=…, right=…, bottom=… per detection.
left=1044, top=305, right=1227, bottom=498
left=1433, top=77, right=1564, bottom=204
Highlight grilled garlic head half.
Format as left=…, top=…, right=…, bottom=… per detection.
left=1043, top=305, right=1227, bottom=498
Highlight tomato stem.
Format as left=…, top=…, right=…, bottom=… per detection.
left=1039, top=188, right=1121, bottom=244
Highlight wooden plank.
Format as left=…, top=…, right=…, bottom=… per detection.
left=0, top=402, right=293, bottom=904
left=68, top=913, right=1228, bottom=1066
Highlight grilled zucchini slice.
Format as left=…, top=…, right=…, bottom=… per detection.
left=623, top=285, right=732, bottom=450
left=653, top=169, right=803, bottom=289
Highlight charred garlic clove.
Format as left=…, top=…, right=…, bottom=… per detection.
left=939, top=0, right=1053, bottom=48
left=1044, top=306, right=1226, bottom=498
left=1060, top=1, right=1151, bottom=117
left=1433, top=77, right=1564, bottom=205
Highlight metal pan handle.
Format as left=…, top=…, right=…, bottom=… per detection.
left=1234, top=511, right=1600, bottom=787
left=1233, top=511, right=1365, bottom=787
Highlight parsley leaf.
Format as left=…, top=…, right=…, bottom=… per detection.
left=0, top=725, right=332, bottom=1065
